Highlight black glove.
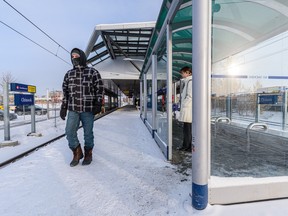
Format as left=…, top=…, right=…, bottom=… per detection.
left=60, top=105, right=67, bottom=120
left=92, top=99, right=102, bottom=115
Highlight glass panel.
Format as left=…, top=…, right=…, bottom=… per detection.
left=212, top=0, right=288, bottom=62
left=211, top=1, right=288, bottom=178
left=140, top=77, right=144, bottom=113
left=146, top=66, right=153, bottom=126
left=171, top=5, right=192, bottom=158
left=172, top=8, right=192, bottom=80
left=155, top=31, right=168, bottom=144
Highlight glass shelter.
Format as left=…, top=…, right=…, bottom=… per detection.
left=140, top=0, right=288, bottom=210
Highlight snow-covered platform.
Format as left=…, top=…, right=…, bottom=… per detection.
left=0, top=106, right=193, bottom=215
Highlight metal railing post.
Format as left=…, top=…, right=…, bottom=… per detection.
left=3, top=82, right=10, bottom=141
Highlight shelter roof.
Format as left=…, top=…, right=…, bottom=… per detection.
left=142, top=0, right=288, bottom=80
left=85, top=22, right=155, bottom=96
left=85, top=0, right=288, bottom=95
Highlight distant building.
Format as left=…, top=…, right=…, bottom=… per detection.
left=35, top=90, right=63, bottom=104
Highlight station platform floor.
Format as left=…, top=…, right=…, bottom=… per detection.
left=0, top=105, right=193, bottom=215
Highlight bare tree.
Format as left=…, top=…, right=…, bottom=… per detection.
left=0, top=71, right=17, bottom=94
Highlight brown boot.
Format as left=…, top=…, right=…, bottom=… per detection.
left=82, top=147, right=93, bottom=165
left=70, top=145, right=83, bottom=167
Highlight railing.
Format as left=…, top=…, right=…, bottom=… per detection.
left=213, top=116, right=231, bottom=138
left=246, top=122, right=268, bottom=152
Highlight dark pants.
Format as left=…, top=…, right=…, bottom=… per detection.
left=183, top=122, right=192, bottom=149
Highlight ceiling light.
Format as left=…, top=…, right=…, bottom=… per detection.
left=123, top=58, right=144, bottom=62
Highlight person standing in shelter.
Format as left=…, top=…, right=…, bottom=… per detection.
left=178, top=66, right=192, bottom=152
left=60, top=48, right=104, bottom=166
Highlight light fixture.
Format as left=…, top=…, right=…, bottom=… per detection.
left=123, top=58, right=144, bottom=62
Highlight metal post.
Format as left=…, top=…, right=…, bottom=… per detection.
left=282, top=89, right=287, bottom=130
left=3, top=82, right=10, bottom=141
left=53, top=90, right=56, bottom=127
left=192, top=0, right=211, bottom=210
left=167, top=24, right=173, bottom=161
left=173, top=82, right=177, bottom=103
left=226, top=95, right=231, bottom=119
left=152, top=54, right=157, bottom=137
left=46, top=89, right=50, bottom=120
left=173, top=82, right=177, bottom=118
left=143, top=73, right=147, bottom=120
left=54, top=101, right=57, bottom=127
left=140, top=80, right=143, bottom=114
left=31, top=100, right=36, bottom=133
left=109, top=96, right=111, bottom=110
left=256, top=93, right=260, bottom=123
left=119, top=93, right=121, bottom=108
left=119, top=89, right=121, bottom=108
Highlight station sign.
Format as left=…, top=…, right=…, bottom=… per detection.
left=259, top=95, right=278, bottom=104
left=14, top=94, right=34, bottom=106
left=10, top=83, right=36, bottom=93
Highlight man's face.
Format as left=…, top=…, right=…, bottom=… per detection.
left=72, top=53, right=80, bottom=59
left=71, top=52, right=81, bottom=66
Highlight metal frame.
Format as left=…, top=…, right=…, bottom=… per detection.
left=166, top=24, right=173, bottom=161
left=86, top=24, right=155, bottom=66
left=143, top=73, right=147, bottom=121
left=152, top=55, right=157, bottom=137
left=85, top=22, right=155, bottom=97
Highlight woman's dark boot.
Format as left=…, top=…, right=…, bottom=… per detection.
left=82, top=147, right=93, bottom=165
left=70, top=145, right=83, bottom=167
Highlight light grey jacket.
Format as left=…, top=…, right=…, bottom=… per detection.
left=178, top=76, right=192, bottom=123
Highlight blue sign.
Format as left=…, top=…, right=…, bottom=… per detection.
left=14, top=94, right=34, bottom=106
left=259, top=95, right=278, bottom=104
left=10, top=83, right=36, bottom=93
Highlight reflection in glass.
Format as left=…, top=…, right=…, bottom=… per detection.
left=155, top=35, right=168, bottom=144
left=211, top=1, right=288, bottom=178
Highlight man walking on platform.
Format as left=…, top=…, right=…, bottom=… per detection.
left=60, top=48, right=104, bottom=166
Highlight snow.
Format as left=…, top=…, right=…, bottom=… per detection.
left=1, top=107, right=288, bottom=215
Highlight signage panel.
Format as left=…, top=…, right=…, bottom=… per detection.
left=14, top=94, right=34, bottom=106
left=259, top=95, right=278, bottom=104
left=28, top=85, right=36, bottom=93
left=10, top=83, right=36, bottom=93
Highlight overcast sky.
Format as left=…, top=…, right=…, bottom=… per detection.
left=0, top=0, right=162, bottom=96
